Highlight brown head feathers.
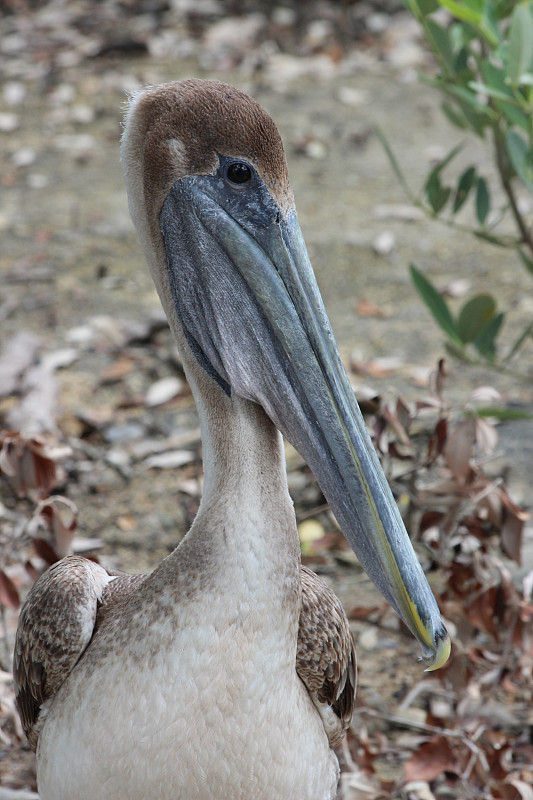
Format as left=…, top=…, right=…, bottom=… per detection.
left=127, top=79, right=294, bottom=219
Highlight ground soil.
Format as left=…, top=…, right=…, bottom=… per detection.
left=0, top=3, right=532, bottom=797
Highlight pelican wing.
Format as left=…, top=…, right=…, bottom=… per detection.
left=13, top=556, right=143, bottom=749
left=297, top=565, right=357, bottom=747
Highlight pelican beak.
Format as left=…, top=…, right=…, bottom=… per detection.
left=160, top=174, right=450, bottom=671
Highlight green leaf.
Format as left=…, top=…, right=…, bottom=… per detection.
left=419, top=0, right=439, bottom=11
left=441, top=101, right=468, bottom=129
left=508, top=4, right=533, bottom=86
left=403, top=0, right=438, bottom=15
left=438, top=0, right=499, bottom=45
left=452, top=166, right=476, bottom=213
left=410, top=264, right=462, bottom=345
left=440, top=84, right=496, bottom=135
left=445, top=84, right=496, bottom=116
left=479, top=60, right=531, bottom=131
left=426, top=20, right=456, bottom=72
left=475, top=176, right=490, bottom=224
left=438, top=0, right=481, bottom=25
left=473, top=311, right=504, bottom=359
left=476, top=406, right=533, bottom=420
left=453, top=44, right=471, bottom=74
left=427, top=183, right=451, bottom=212
left=505, top=130, right=533, bottom=192
left=468, top=81, right=522, bottom=104
left=481, top=0, right=501, bottom=46
left=430, top=143, right=464, bottom=176
left=424, top=146, right=462, bottom=213
left=456, top=294, right=497, bottom=343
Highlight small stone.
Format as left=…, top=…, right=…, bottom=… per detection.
left=0, top=113, right=19, bottom=132
left=337, top=86, right=369, bottom=108
left=304, top=139, right=327, bottom=160
left=12, top=147, right=36, bottom=167
left=144, top=450, right=195, bottom=469
left=358, top=626, right=379, bottom=651
left=272, top=7, right=296, bottom=26
left=27, top=173, right=49, bottom=189
left=372, top=230, right=396, bottom=255
left=104, top=423, right=145, bottom=443
left=145, top=376, right=183, bottom=407
left=3, top=81, right=26, bottom=106
left=367, top=13, right=389, bottom=34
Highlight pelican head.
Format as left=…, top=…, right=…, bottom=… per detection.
left=121, top=79, right=450, bottom=670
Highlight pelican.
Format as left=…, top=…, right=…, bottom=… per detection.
left=14, top=79, right=450, bottom=800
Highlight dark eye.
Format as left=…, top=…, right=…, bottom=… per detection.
left=226, top=161, right=252, bottom=186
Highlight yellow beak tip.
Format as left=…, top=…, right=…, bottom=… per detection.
left=423, top=632, right=451, bottom=672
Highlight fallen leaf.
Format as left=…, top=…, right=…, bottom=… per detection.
left=32, top=537, right=60, bottom=566
left=498, top=780, right=533, bottom=800
left=99, top=356, right=134, bottom=383
left=116, top=514, right=137, bottom=532
left=404, top=736, right=455, bottom=782
left=443, top=418, right=475, bottom=484
left=36, top=496, right=78, bottom=557
left=0, top=331, right=40, bottom=397
left=355, top=298, right=388, bottom=318
left=0, top=570, right=20, bottom=610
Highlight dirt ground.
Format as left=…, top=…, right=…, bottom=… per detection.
left=1, top=2, right=532, bottom=798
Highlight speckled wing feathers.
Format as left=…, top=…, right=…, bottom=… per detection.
left=14, top=557, right=355, bottom=753
left=297, top=565, right=357, bottom=747
left=13, top=556, right=144, bottom=750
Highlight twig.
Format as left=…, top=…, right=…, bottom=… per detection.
left=397, top=678, right=444, bottom=711
left=296, top=503, right=330, bottom=523
left=358, top=706, right=490, bottom=772
left=491, top=608, right=519, bottom=687
left=493, top=126, right=533, bottom=255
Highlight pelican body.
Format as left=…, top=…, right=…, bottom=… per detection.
left=14, top=80, right=449, bottom=800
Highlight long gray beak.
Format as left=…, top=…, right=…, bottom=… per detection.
left=160, top=177, right=450, bottom=671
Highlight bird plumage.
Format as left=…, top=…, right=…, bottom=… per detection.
left=13, top=78, right=448, bottom=800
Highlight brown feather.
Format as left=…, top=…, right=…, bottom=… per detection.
left=13, top=557, right=144, bottom=750
left=126, top=79, right=294, bottom=254
left=297, top=564, right=357, bottom=746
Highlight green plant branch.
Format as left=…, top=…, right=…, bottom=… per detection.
left=375, top=126, right=521, bottom=248
left=492, top=126, right=533, bottom=256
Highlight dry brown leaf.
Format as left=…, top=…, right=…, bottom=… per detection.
left=116, top=514, right=137, bottom=532
left=403, top=736, right=455, bottom=782
left=467, top=586, right=500, bottom=638
left=0, top=432, right=61, bottom=497
left=99, top=356, right=134, bottom=383
left=500, top=505, right=524, bottom=564
left=443, top=417, right=476, bottom=484
left=37, top=496, right=78, bottom=557
left=347, top=604, right=386, bottom=621
left=497, top=780, right=533, bottom=800
left=355, top=298, right=388, bottom=318
left=0, top=570, right=20, bottom=610
left=32, top=537, right=60, bottom=566
left=24, top=560, right=41, bottom=583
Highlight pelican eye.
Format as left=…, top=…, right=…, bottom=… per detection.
left=225, top=161, right=252, bottom=186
